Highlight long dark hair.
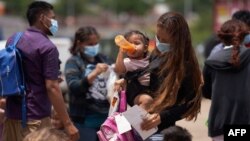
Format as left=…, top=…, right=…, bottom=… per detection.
left=217, top=19, right=249, bottom=67
left=69, top=26, right=100, bottom=55
left=151, top=12, right=202, bottom=121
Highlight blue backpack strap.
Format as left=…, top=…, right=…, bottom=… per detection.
left=12, top=32, right=23, bottom=47
left=21, top=90, right=27, bottom=128
left=13, top=32, right=27, bottom=127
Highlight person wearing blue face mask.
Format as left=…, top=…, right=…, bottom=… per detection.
left=83, top=43, right=100, bottom=57
left=65, top=26, right=113, bottom=141
left=3, top=1, right=79, bottom=141
left=139, top=12, right=202, bottom=141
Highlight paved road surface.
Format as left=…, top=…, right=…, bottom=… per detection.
left=176, top=98, right=211, bottom=141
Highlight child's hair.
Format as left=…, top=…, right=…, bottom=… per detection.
left=124, top=30, right=149, bottom=57
left=23, top=127, right=69, bottom=141
left=217, top=19, right=249, bottom=67
left=163, top=126, right=192, bottom=141
left=69, top=26, right=100, bottom=55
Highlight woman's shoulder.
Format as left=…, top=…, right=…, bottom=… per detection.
left=66, top=54, right=81, bottom=62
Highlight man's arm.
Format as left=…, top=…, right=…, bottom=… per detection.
left=45, top=79, right=79, bottom=141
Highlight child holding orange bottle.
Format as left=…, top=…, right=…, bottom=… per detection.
left=114, top=30, right=153, bottom=110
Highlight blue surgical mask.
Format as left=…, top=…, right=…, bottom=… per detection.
left=49, top=19, right=58, bottom=36
left=83, top=44, right=100, bottom=57
left=155, top=36, right=171, bottom=53
left=243, top=34, right=250, bottom=45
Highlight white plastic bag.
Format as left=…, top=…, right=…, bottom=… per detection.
left=105, top=65, right=120, bottom=116
left=106, top=65, right=119, bottom=102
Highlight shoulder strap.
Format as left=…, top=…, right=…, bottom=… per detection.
left=12, top=32, right=23, bottom=47
left=12, top=32, right=26, bottom=128
left=125, top=66, right=149, bottom=81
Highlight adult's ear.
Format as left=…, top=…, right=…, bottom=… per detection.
left=39, top=14, right=46, bottom=22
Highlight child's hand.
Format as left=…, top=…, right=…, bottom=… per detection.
left=114, top=78, right=125, bottom=91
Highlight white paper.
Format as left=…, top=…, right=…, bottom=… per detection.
left=123, top=105, right=158, bottom=140
left=114, top=114, right=132, bottom=134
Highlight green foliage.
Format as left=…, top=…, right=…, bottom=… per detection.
left=190, top=11, right=213, bottom=46
left=2, top=0, right=33, bottom=17
left=54, top=0, right=87, bottom=16
left=165, top=0, right=213, bottom=46
left=100, top=0, right=154, bottom=15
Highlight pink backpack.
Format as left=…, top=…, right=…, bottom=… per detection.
left=97, top=91, right=136, bottom=141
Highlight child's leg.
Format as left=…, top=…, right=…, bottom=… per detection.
left=134, top=94, right=153, bottom=110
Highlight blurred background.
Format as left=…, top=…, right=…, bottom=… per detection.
left=0, top=0, right=250, bottom=61
left=0, top=1, right=249, bottom=140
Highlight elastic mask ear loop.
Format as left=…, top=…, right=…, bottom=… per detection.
left=40, top=14, right=50, bottom=30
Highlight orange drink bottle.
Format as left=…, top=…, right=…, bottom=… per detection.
left=114, top=35, right=136, bottom=54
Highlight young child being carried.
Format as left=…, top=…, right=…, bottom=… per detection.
left=114, top=30, right=153, bottom=110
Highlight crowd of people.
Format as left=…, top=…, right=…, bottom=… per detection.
left=0, top=0, right=250, bottom=141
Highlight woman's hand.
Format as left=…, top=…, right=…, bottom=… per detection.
left=141, top=113, right=161, bottom=131
left=87, top=63, right=109, bottom=84
left=94, top=63, right=109, bottom=75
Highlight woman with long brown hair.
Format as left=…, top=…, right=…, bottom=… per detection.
left=140, top=11, right=203, bottom=136
left=202, top=19, right=250, bottom=141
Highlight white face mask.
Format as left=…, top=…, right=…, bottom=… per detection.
left=155, top=36, right=171, bottom=53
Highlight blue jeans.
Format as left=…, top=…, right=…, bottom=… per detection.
left=74, top=123, right=99, bottom=141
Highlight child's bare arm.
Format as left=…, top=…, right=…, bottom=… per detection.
left=114, top=49, right=126, bottom=74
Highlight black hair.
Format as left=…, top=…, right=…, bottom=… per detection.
left=26, top=1, right=54, bottom=26
left=69, top=26, right=100, bottom=55
left=232, top=10, right=250, bottom=27
left=124, top=30, right=149, bottom=58
left=163, top=126, right=192, bottom=141
left=124, top=30, right=149, bottom=49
